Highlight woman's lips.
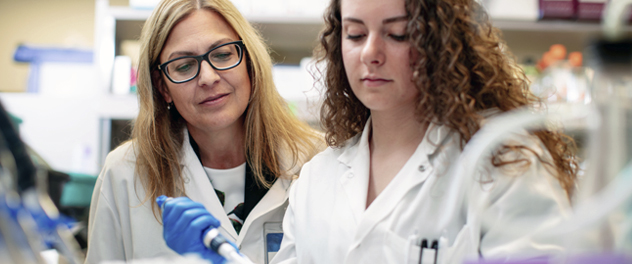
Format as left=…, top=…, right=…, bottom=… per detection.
left=361, top=78, right=392, bottom=87
left=200, top=93, right=228, bottom=105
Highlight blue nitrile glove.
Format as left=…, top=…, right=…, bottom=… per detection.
left=157, top=196, right=237, bottom=264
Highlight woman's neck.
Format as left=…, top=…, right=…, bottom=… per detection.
left=188, top=123, right=246, bottom=169
left=369, top=111, right=427, bottom=152
left=365, top=110, right=428, bottom=208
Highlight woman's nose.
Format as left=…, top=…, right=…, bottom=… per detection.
left=197, top=60, right=221, bottom=86
left=361, top=35, right=385, bottom=66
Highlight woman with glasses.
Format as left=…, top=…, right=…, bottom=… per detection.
left=84, top=0, right=322, bottom=263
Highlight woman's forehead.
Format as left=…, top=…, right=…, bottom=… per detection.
left=340, top=0, right=406, bottom=19
left=161, top=9, right=238, bottom=59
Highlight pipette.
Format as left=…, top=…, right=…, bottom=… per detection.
left=156, top=196, right=254, bottom=264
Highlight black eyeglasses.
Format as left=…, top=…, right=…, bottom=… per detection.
left=158, top=40, right=245, bottom=84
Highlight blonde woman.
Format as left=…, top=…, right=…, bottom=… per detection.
left=84, top=0, right=322, bottom=263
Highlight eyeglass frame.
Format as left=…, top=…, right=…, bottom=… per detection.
left=157, top=40, right=246, bottom=84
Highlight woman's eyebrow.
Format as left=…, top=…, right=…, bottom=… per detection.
left=342, top=17, right=364, bottom=25
left=167, top=51, right=195, bottom=60
left=342, top=15, right=407, bottom=25
left=383, top=15, right=407, bottom=24
left=207, top=38, right=232, bottom=51
left=167, top=38, right=233, bottom=60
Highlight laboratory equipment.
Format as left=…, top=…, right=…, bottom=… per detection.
left=0, top=101, right=84, bottom=264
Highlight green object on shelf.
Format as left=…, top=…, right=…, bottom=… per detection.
left=60, top=172, right=97, bottom=207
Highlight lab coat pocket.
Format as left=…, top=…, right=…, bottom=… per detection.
left=437, top=225, right=477, bottom=264
left=385, top=225, right=477, bottom=264
left=385, top=231, right=440, bottom=264
left=385, top=231, right=420, bottom=264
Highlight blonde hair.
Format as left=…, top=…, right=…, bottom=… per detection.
left=133, top=0, right=321, bottom=219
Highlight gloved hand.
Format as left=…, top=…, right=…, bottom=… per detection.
left=158, top=195, right=233, bottom=264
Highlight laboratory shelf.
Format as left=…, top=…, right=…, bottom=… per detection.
left=493, top=19, right=632, bottom=33
left=106, top=6, right=153, bottom=21
left=106, top=5, right=325, bottom=24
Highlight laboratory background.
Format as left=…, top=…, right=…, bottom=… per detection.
left=0, top=0, right=631, bottom=263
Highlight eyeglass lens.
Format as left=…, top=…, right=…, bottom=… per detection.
left=165, top=43, right=242, bottom=82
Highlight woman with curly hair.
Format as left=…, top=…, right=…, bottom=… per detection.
left=271, top=0, right=579, bottom=262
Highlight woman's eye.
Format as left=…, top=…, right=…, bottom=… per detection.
left=175, top=62, right=194, bottom=72
left=346, top=34, right=364, bottom=40
left=390, top=34, right=407, bottom=42
left=212, top=52, right=233, bottom=61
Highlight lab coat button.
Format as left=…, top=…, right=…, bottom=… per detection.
left=418, top=165, right=426, bottom=172
left=347, top=172, right=354, bottom=178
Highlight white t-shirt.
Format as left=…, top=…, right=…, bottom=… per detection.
left=204, top=163, right=246, bottom=214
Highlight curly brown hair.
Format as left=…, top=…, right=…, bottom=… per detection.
left=316, top=0, right=578, bottom=198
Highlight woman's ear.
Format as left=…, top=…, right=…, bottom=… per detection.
left=153, top=69, right=172, bottom=103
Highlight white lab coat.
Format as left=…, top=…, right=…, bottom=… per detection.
left=272, top=117, right=571, bottom=264
left=85, top=130, right=299, bottom=264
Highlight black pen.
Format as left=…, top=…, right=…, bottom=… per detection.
left=431, top=240, right=439, bottom=264
left=418, top=239, right=428, bottom=264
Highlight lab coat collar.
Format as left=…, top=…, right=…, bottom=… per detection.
left=180, top=128, right=293, bottom=243
left=336, top=118, right=372, bottom=224
left=337, top=119, right=367, bottom=167
left=180, top=128, right=241, bottom=240
left=355, top=122, right=448, bottom=244
left=180, top=127, right=196, bottom=165
left=336, top=117, right=454, bottom=235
